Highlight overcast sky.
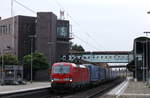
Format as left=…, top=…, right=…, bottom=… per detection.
left=1, top=0, right=150, bottom=51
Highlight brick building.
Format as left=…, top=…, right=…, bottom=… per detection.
left=0, top=12, right=71, bottom=80
left=0, top=16, right=36, bottom=60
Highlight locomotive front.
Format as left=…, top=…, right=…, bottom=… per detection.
left=51, top=62, right=73, bottom=89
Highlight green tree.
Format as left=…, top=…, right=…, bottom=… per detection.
left=23, top=52, right=49, bottom=70
left=71, top=43, right=85, bottom=52
left=0, top=53, right=18, bottom=66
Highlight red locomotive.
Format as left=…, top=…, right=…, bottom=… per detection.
left=51, top=62, right=89, bottom=89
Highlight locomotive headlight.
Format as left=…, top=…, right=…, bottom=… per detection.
left=70, top=79, right=72, bottom=82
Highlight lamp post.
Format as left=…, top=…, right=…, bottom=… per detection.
left=31, top=37, right=33, bottom=83
left=1, top=46, right=11, bottom=85
left=29, top=35, right=36, bottom=83
left=142, top=42, right=145, bottom=81
left=1, top=50, right=4, bottom=85
left=134, top=41, right=137, bottom=82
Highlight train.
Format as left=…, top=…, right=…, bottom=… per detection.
left=50, top=62, right=118, bottom=90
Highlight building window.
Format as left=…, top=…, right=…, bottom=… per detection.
left=2, top=26, right=4, bottom=34
left=8, top=24, right=11, bottom=33
left=57, top=26, right=68, bottom=37
left=0, top=25, right=10, bottom=36
left=93, top=56, right=95, bottom=59
left=5, top=26, right=7, bottom=35
left=83, top=56, right=86, bottom=59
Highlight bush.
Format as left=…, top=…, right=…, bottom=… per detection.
left=23, top=52, right=49, bottom=70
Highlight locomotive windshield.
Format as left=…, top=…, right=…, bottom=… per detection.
left=53, top=65, right=70, bottom=74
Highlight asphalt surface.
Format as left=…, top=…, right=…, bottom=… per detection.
left=0, top=82, right=50, bottom=95
left=102, top=77, right=150, bottom=98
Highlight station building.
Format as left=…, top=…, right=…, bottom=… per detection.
left=0, top=12, right=71, bottom=80
left=133, top=37, right=150, bottom=81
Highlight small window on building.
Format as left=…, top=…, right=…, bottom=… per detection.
left=2, top=25, right=7, bottom=35
left=5, top=26, right=8, bottom=35
left=93, top=56, right=95, bottom=59
left=83, top=56, right=86, bottom=59
left=8, top=24, right=11, bottom=34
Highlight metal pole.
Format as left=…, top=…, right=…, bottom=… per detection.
left=1, top=50, right=4, bottom=85
left=11, top=0, right=15, bottom=54
left=134, top=41, right=137, bottom=81
left=11, top=0, right=13, bottom=16
left=30, top=37, right=33, bottom=83
left=126, top=68, right=127, bottom=78
left=143, top=43, right=145, bottom=81
left=126, top=54, right=130, bottom=78
left=146, top=39, right=148, bottom=83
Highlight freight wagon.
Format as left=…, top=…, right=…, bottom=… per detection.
left=50, top=62, right=118, bottom=90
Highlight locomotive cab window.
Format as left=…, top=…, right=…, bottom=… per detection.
left=53, top=65, right=70, bottom=74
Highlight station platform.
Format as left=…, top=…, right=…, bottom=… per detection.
left=0, top=82, right=50, bottom=95
left=102, top=77, right=150, bottom=98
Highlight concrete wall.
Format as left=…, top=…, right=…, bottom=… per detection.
left=0, top=16, right=36, bottom=60
left=34, top=69, right=49, bottom=81
left=0, top=17, right=16, bottom=55
left=36, top=12, right=57, bottom=66
left=17, top=16, right=36, bottom=60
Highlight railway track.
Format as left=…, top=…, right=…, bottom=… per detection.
left=61, top=78, right=124, bottom=98
left=87, top=79, right=123, bottom=98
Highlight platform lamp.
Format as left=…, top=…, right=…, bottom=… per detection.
left=1, top=46, right=11, bottom=85
left=29, top=35, right=36, bottom=83
left=1, top=50, right=4, bottom=85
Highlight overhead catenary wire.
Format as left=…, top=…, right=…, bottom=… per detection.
left=53, top=0, right=106, bottom=51
left=74, top=35, right=99, bottom=51
left=13, top=0, right=36, bottom=14
left=12, top=0, right=102, bottom=51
